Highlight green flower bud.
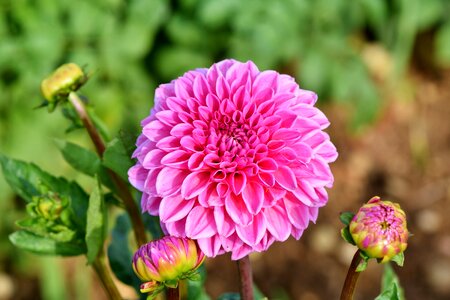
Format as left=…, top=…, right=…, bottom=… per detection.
left=41, top=63, right=87, bottom=104
left=349, top=197, right=408, bottom=263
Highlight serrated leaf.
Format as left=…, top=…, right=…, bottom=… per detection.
left=390, top=252, right=404, bottom=267
left=0, top=155, right=89, bottom=229
left=55, top=139, right=116, bottom=191
left=339, top=212, right=355, bottom=226
left=85, top=176, right=106, bottom=264
left=9, top=230, right=86, bottom=256
left=375, top=264, right=405, bottom=300
left=103, top=138, right=134, bottom=181
left=340, top=227, right=356, bottom=245
left=55, top=139, right=101, bottom=176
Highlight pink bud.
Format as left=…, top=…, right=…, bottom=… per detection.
left=350, top=197, right=408, bottom=263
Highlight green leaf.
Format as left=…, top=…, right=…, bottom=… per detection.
left=374, top=264, right=405, bottom=300
left=9, top=230, right=86, bottom=256
left=85, top=176, right=106, bottom=264
left=54, top=139, right=116, bottom=191
left=390, top=252, right=404, bottom=267
left=356, top=257, right=369, bottom=272
left=339, top=212, right=355, bottom=226
left=0, top=155, right=89, bottom=229
left=340, top=227, right=356, bottom=245
left=107, top=214, right=142, bottom=290
left=54, top=139, right=101, bottom=176
left=186, top=264, right=210, bottom=300
left=217, top=293, right=240, bottom=300
left=103, top=138, right=134, bottom=181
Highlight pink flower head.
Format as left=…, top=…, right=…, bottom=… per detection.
left=350, top=197, right=408, bottom=263
left=132, top=236, right=205, bottom=294
left=129, top=59, right=338, bottom=260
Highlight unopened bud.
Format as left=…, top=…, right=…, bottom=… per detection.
left=41, top=63, right=87, bottom=104
left=349, top=197, right=408, bottom=263
left=132, top=236, right=205, bottom=296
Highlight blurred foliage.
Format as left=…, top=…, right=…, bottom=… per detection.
left=1, top=0, right=450, bottom=298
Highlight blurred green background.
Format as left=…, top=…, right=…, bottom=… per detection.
left=1, top=0, right=450, bottom=299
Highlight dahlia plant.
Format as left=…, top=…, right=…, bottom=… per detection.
left=0, top=61, right=408, bottom=300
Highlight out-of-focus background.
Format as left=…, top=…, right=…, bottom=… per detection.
left=1, top=0, right=450, bottom=299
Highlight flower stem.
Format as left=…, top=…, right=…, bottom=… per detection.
left=237, top=256, right=254, bottom=300
left=340, top=250, right=363, bottom=300
left=68, top=92, right=147, bottom=246
left=167, top=287, right=180, bottom=300
left=93, top=252, right=122, bottom=300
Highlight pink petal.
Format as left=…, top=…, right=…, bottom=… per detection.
left=143, top=120, right=170, bottom=141
left=143, top=149, right=166, bottom=168
left=128, top=165, right=148, bottom=191
left=159, top=195, right=195, bottom=223
left=271, top=128, right=300, bottom=141
left=185, top=206, right=216, bottom=239
left=225, top=194, right=253, bottom=226
left=198, top=184, right=223, bottom=207
left=257, top=157, right=278, bottom=172
left=181, top=171, right=210, bottom=199
left=214, top=207, right=235, bottom=237
left=155, top=110, right=179, bottom=126
left=242, top=181, right=264, bottom=215
left=231, top=244, right=253, bottom=260
left=160, top=150, right=189, bottom=167
left=274, top=165, right=297, bottom=191
left=283, top=195, right=309, bottom=229
left=231, top=171, right=247, bottom=195
left=170, top=123, right=194, bottom=137
left=264, top=206, right=291, bottom=241
left=235, top=213, right=266, bottom=246
left=155, top=167, right=187, bottom=197
left=197, top=235, right=222, bottom=257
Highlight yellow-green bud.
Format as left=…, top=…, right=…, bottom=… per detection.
left=41, top=63, right=86, bottom=103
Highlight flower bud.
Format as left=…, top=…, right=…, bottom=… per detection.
left=349, top=196, right=408, bottom=263
left=41, top=63, right=86, bottom=104
left=132, top=236, right=205, bottom=294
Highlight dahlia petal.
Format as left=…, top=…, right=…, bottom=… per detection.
left=128, top=165, right=147, bottom=191
left=142, top=195, right=162, bottom=215
left=272, top=128, right=300, bottom=141
left=242, top=181, right=264, bottom=215
left=197, top=235, right=222, bottom=257
left=174, top=78, right=192, bottom=100
left=225, top=194, right=253, bottom=226
left=155, top=167, right=187, bottom=197
left=185, top=206, right=216, bottom=239
left=258, top=172, right=275, bottom=187
left=187, top=152, right=205, bottom=171
left=159, top=195, right=195, bottom=223
left=284, top=196, right=309, bottom=229
left=274, top=166, right=297, bottom=191
left=236, top=213, right=266, bottom=246
left=143, top=120, right=170, bottom=141
left=161, top=150, right=189, bottom=167
left=156, top=136, right=180, bottom=151
left=193, top=74, right=209, bottom=103
left=216, top=75, right=230, bottom=100
left=231, top=171, right=247, bottom=195
left=170, top=123, right=194, bottom=137
left=181, top=171, right=210, bottom=199
left=257, top=157, right=278, bottom=172
left=264, top=206, right=291, bottom=241
left=252, top=70, right=278, bottom=95
left=164, top=218, right=186, bottom=237
left=214, top=207, right=235, bottom=237
left=291, top=227, right=304, bottom=239
left=198, top=106, right=212, bottom=121
left=155, top=110, right=179, bottom=126
left=290, top=142, right=313, bottom=163
left=231, top=244, right=254, bottom=260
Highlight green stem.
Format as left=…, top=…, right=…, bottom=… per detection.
left=167, top=287, right=180, bottom=300
left=92, top=252, right=122, bottom=300
left=68, top=92, right=147, bottom=246
left=237, top=256, right=254, bottom=300
left=340, top=250, right=363, bottom=300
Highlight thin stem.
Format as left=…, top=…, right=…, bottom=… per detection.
left=237, top=256, right=254, bottom=300
left=167, top=287, right=180, bottom=300
left=340, top=250, right=363, bottom=300
left=68, top=92, right=147, bottom=246
left=93, top=252, right=122, bottom=300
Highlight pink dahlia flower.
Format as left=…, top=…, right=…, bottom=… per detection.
left=129, top=59, right=338, bottom=260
